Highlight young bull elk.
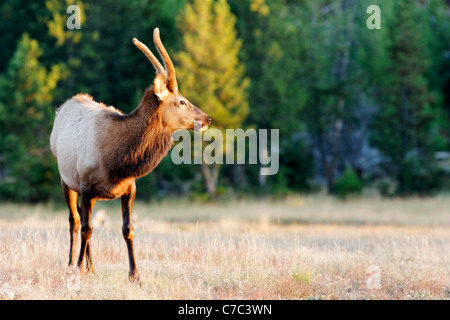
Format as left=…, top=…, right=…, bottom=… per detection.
left=50, top=28, right=211, bottom=282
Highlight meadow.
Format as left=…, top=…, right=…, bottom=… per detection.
left=0, top=195, right=449, bottom=300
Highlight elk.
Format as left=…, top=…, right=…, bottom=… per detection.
left=50, top=28, right=211, bottom=282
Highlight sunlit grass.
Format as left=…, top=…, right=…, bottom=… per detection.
left=0, top=195, right=449, bottom=299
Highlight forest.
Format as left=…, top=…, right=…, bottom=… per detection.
left=0, top=0, right=449, bottom=202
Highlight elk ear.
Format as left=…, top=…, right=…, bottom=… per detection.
left=154, top=74, right=169, bottom=101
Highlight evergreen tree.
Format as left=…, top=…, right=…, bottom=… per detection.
left=229, top=0, right=315, bottom=192
left=370, top=0, right=445, bottom=194
left=0, top=0, right=50, bottom=73
left=231, top=0, right=308, bottom=132
left=296, top=0, right=367, bottom=194
left=0, top=34, right=61, bottom=201
left=176, top=0, right=249, bottom=197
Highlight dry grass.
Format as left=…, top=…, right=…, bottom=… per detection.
left=0, top=195, right=449, bottom=300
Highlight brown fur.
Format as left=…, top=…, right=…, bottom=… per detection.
left=99, top=86, right=173, bottom=183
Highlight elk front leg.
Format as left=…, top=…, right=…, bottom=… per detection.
left=62, top=180, right=80, bottom=268
left=77, top=188, right=96, bottom=274
left=121, top=183, right=140, bottom=283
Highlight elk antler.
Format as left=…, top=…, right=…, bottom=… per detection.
left=153, top=28, right=178, bottom=93
left=133, top=37, right=167, bottom=78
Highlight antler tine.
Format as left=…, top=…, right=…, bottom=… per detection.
left=153, top=28, right=178, bottom=93
left=133, top=38, right=167, bottom=77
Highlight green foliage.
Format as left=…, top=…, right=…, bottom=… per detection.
left=369, top=0, right=447, bottom=195
left=278, top=137, right=315, bottom=192
left=176, top=0, right=249, bottom=130
left=0, top=0, right=448, bottom=202
left=175, top=0, right=249, bottom=197
left=334, top=166, right=363, bottom=199
left=0, top=0, right=51, bottom=73
left=0, top=34, right=61, bottom=202
left=231, top=0, right=308, bottom=132
left=46, top=0, right=86, bottom=46
left=397, top=155, right=444, bottom=196
left=271, top=166, right=291, bottom=199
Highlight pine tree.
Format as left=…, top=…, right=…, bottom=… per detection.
left=0, top=34, right=61, bottom=201
left=294, top=0, right=366, bottom=194
left=370, top=0, right=444, bottom=194
left=229, top=0, right=316, bottom=192
left=176, top=0, right=249, bottom=197
left=0, top=0, right=50, bottom=73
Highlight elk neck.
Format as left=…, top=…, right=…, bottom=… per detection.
left=103, top=87, right=173, bottom=181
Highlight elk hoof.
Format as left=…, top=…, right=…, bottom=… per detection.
left=86, top=264, right=96, bottom=274
left=129, top=272, right=142, bottom=286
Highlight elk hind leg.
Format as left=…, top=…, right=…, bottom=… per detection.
left=77, top=188, right=96, bottom=274
left=78, top=203, right=95, bottom=273
left=62, top=180, right=80, bottom=268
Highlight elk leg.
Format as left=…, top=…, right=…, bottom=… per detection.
left=77, top=203, right=94, bottom=273
left=62, top=180, right=80, bottom=268
left=85, top=240, right=95, bottom=272
left=121, top=183, right=140, bottom=283
left=77, top=203, right=94, bottom=272
left=77, top=188, right=96, bottom=274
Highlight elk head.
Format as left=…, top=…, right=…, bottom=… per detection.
left=133, top=28, right=211, bottom=133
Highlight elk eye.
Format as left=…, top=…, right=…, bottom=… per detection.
left=179, top=100, right=186, bottom=108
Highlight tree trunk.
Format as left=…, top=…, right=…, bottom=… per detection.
left=202, top=163, right=219, bottom=198
left=231, top=163, right=247, bottom=189
left=326, top=0, right=355, bottom=194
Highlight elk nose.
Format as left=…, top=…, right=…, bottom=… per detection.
left=207, top=116, right=212, bottom=125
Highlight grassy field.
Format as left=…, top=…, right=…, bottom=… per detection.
left=0, top=195, right=449, bottom=300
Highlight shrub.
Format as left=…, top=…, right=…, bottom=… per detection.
left=334, top=166, right=363, bottom=199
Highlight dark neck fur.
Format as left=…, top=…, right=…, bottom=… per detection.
left=106, top=87, right=173, bottom=181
